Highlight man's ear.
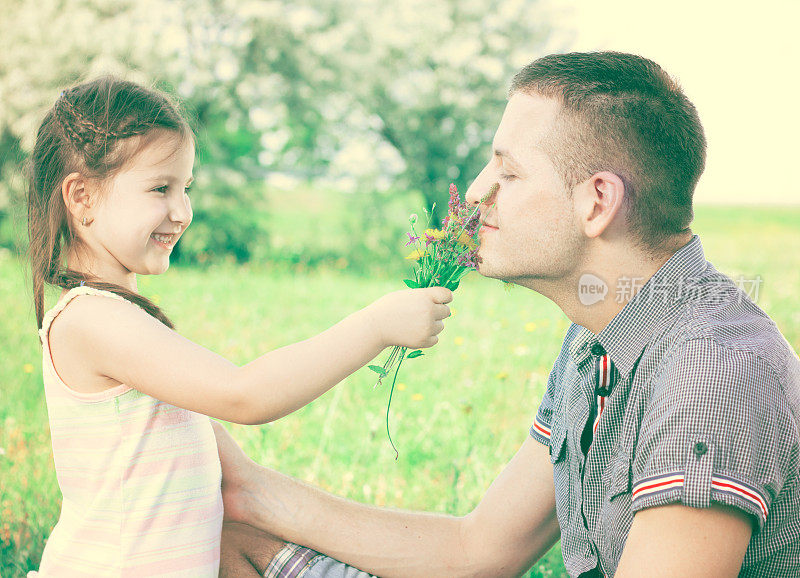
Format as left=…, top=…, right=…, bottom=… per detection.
left=574, top=171, right=626, bottom=239
left=61, top=172, right=93, bottom=225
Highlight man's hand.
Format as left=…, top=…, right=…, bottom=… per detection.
left=615, top=503, right=752, bottom=577
left=213, top=420, right=265, bottom=524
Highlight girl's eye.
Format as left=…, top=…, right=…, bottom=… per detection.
left=500, top=173, right=517, bottom=182
left=152, top=185, right=169, bottom=194
left=183, top=186, right=192, bottom=196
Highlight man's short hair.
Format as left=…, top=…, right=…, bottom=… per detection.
left=510, top=51, right=706, bottom=252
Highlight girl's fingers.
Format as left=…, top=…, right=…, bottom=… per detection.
left=432, top=320, right=445, bottom=334
left=427, top=287, right=453, bottom=304
left=434, top=304, right=451, bottom=319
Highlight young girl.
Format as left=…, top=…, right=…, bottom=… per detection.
left=26, top=76, right=452, bottom=577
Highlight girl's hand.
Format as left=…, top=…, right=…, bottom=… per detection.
left=366, top=287, right=453, bottom=349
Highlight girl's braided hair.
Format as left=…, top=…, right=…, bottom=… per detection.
left=28, top=76, right=193, bottom=330
left=55, top=91, right=144, bottom=143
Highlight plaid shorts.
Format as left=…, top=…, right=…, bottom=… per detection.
left=264, top=543, right=376, bottom=578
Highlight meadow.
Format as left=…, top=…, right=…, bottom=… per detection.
left=1, top=201, right=798, bottom=577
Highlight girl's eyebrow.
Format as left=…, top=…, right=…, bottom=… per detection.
left=147, top=175, right=195, bottom=184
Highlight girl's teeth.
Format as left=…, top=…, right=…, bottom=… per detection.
left=153, top=234, right=173, bottom=244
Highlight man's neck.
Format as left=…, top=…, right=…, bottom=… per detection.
left=529, top=232, right=693, bottom=335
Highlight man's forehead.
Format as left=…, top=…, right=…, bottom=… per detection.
left=493, top=92, right=561, bottom=157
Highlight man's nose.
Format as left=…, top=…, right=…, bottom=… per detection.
left=466, top=163, right=494, bottom=207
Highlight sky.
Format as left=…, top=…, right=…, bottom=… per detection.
left=543, top=0, right=800, bottom=205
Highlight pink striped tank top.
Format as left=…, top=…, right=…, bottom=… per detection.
left=31, top=287, right=223, bottom=577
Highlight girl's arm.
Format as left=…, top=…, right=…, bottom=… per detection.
left=50, top=288, right=451, bottom=424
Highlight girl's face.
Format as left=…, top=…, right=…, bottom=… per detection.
left=78, top=133, right=195, bottom=288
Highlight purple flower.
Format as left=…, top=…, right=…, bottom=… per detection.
left=405, top=232, right=420, bottom=246
left=457, top=249, right=479, bottom=269
left=448, top=183, right=460, bottom=213
left=465, top=210, right=481, bottom=235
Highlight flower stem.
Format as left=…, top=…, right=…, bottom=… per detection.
left=385, top=347, right=406, bottom=460
left=438, top=264, right=468, bottom=289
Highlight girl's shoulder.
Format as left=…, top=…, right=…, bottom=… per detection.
left=40, top=286, right=131, bottom=342
left=42, top=286, right=150, bottom=396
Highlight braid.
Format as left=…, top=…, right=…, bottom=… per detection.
left=54, top=90, right=145, bottom=152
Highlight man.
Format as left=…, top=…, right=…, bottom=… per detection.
left=216, top=52, right=800, bottom=577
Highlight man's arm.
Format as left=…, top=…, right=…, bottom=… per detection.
left=615, top=503, right=752, bottom=578
left=461, top=437, right=561, bottom=577
left=215, top=423, right=560, bottom=578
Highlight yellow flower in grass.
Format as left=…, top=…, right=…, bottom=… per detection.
left=411, top=393, right=424, bottom=401
left=405, top=249, right=428, bottom=260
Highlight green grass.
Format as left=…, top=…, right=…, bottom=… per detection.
left=1, top=204, right=798, bottom=577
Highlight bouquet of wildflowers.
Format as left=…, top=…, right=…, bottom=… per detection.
left=370, top=183, right=496, bottom=457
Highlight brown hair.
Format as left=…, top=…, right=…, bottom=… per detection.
left=510, top=51, right=706, bottom=252
left=27, top=76, right=193, bottom=329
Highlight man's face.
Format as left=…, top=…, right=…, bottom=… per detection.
left=466, top=92, right=584, bottom=288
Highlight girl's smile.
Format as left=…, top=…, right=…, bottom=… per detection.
left=150, top=232, right=180, bottom=250
left=67, top=133, right=195, bottom=289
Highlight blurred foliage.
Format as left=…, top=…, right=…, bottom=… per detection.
left=0, top=0, right=551, bottom=264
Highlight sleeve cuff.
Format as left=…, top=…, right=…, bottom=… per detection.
left=631, top=471, right=769, bottom=531
left=529, top=414, right=552, bottom=447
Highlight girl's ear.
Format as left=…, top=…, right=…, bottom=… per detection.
left=61, top=172, right=93, bottom=225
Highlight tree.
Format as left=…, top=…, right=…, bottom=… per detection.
left=0, top=0, right=553, bottom=257
left=221, top=0, right=551, bottom=219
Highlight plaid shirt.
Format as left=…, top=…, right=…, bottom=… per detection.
left=530, top=235, right=800, bottom=577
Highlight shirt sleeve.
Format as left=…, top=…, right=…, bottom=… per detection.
left=530, top=368, right=555, bottom=447
left=530, top=325, right=578, bottom=448
left=630, top=337, right=796, bottom=532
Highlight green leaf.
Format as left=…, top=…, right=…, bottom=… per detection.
left=407, top=350, right=424, bottom=359
left=446, top=280, right=460, bottom=291
left=403, top=279, right=420, bottom=288
left=368, top=365, right=387, bottom=376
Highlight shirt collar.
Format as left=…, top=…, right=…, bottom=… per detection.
left=569, top=235, right=709, bottom=377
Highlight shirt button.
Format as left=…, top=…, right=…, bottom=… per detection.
left=591, top=342, right=606, bottom=356
left=694, top=442, right=708, bottom=457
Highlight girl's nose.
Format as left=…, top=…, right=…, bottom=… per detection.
left=169, top=194, right=193, bottom=227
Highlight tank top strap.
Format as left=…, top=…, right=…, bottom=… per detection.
left=39, top=286, right=130, bottom=344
